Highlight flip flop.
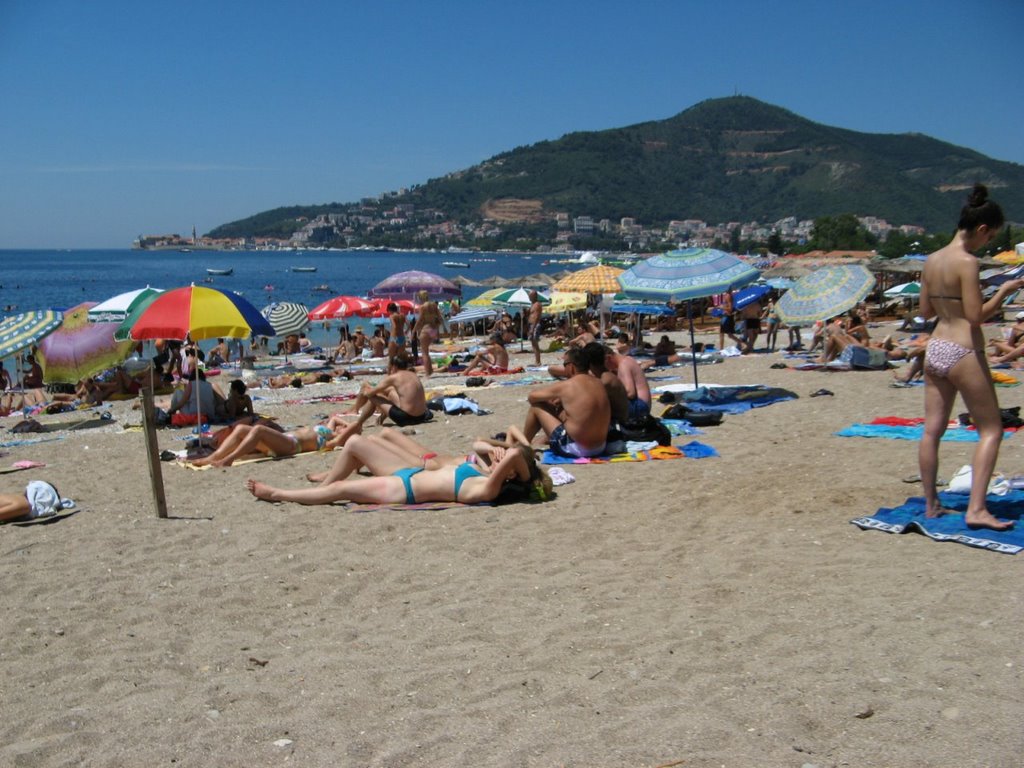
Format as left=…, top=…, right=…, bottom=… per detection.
left=810, top=388, right=834, bottom=397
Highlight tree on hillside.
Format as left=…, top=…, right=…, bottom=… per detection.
left=809, top=214, right=877, bottom=251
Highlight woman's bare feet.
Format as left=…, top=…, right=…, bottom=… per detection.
left=965, top=508, right=1014, bottom=531
left=306, top=471, right=326, bottom=483
left=247, top=479, right=275, bottom=500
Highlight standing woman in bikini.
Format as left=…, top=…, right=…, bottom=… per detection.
left=919, top=184, right=1023, bottom=530
left=412, top=289, right=445, bottom=377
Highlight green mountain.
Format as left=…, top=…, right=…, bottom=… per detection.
left=210, top=96, right=1024, bottom=238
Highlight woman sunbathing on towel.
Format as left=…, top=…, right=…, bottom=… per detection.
left=191, top=420, right=357, bottom=468
left=305, top=427, right=534, bottom=487
left=247, top=442, right=548, bottom=506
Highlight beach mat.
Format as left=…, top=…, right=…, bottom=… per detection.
left=836, top=417, right=1015, bottom=442
left=541, top=441, right=716, bottom=465
left=343, top=501, right=491, bottom=512
left=851, top=491, right=1024, bottom=554
left=673, top=385, right=799, bottom=414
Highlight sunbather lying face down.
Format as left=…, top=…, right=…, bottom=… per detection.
left=191, top=420, right=357, bottom=468
left=248, top=444, right=550, bottom=506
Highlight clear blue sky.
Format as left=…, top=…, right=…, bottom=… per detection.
left=1, top=0, right=1021, bottom=249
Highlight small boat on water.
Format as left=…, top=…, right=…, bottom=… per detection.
left=291, top=266, right=317, bottom=273
left=206, top=268, right=233, bottom=276
left=442, top=261, right=470, bottom=268
left=311, top=284, right=333, bottom=293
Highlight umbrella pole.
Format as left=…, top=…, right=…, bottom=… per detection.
left=688, top=300, right=699, bottom=388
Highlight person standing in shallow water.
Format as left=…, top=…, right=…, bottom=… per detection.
left=918, top=183, right=1023, bottom=531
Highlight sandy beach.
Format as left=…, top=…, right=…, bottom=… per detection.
left=1, top=323, right=1022, bottom=767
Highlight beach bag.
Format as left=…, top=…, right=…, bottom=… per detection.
left=848, top=346, right=888, bottom=370
left=660, top=402, right=723, bottom=427
left=465, top=376, right=487, bottom=387
left=618, top=414, right=672, bottom=446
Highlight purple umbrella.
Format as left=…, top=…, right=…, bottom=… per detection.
left=38, top=302, right=135, bottom=384
left=368, top=270, right=462, bottom=301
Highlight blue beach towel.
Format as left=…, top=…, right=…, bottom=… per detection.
left=851, top=491, right=1024, bottom=554
left=835, top=424, right=1010, bottom=442
left=680, top=385, right=798, bottom=414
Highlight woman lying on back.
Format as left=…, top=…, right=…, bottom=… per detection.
left=247, top=443, right=549, bottom=506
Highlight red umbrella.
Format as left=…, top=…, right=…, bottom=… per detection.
left=308, top=295, right=373, bottom=321
left=363, top=298, right=415, bottom=317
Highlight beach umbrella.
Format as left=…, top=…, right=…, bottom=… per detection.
left=0, top=309, right=63, bottom=360
left=761, top=264, right=810, bottom=280
left=38, top=302, right=134, bottom=384
left=766, top=277, right=796, bottom=291
left=611, top=302, right=674, bottom=316
left=448, top=306, right=500, bottom=336
left=617, top=248, right=760, bottom=302
left=368, top=270, right=461, bottom=301
left=491, top=287, right=550, bottom=307
left=362, top=298, right=415, bottom=317
left=129, top=285, right=275, bottom=428
left=308, top=295, right=372, bottom=321
left=733, top=283, right=771, bottom=310
left=260, top=301, right=310, bottom=336
left=544, top=292, right=587, bottom=314
left=982, top=264, right=1024, bottom=287
left=884, top=281, right=921, bottom=299
left=466, top=288, right=509, bottom=307
left=88, top=287, right=164, bottom=324
left=775, top=265, right=877, bottom=326
left=551, top=264, right=624, bottom=294
left=129, top=285, right=275, bottom=342
left=618, top=248, right=760, bottom=385
left=994, top=250, right=1024, bottom=265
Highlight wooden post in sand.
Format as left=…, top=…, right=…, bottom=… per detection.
left=140, top=386, right=168, bottom=519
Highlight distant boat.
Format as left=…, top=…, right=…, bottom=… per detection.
left=206, top=268, right=233, bottom=276
left=291, top=266, right=317, bottom=272
left=263, top=284, right=275, bottom=291
left=442, top=261, right=470, bottom=268
left=311, top=284, right=333, bottom=293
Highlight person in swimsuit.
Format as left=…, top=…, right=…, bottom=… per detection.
left=412, top=290, right=445, bottom=377
left=918, top=183, right=1024, bottom=531
left=247, top=443, right=551, bottom=506
left=191, top=421, right=354, bottom=468
left=331, top=352, right=429, bottom=429
left=388, top=303, right=408, bottom=358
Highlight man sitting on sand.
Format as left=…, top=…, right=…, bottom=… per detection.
left=605, top=346, right=652, bottom=422
left=582, top=342, right=629, bottom=427
left=520, top=345, right=610, bottom=458
left=334, top=353, right=430, bottom=429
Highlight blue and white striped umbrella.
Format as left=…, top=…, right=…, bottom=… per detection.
left=449, top=306, right=500, bottom=325
left=261, top=301, right=310, bottom=337
left=617, top=248, right=760, bottom=301
left=0, top=310, right=63, bottom=360
left=776, top=265, right=876, bottom=326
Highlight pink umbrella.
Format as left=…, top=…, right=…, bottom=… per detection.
left=308, top=295, right=373, bottom=321
left=38, top=302, right=135, bottom=384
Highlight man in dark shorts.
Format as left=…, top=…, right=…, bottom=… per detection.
left=342, top=353, right=430, bottom=428
left=527, top=291, right=544, bottom=366
left=522, top=346, right=610, bottom=458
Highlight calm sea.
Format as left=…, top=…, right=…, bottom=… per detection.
left=0, top=248, right=568, bottom=351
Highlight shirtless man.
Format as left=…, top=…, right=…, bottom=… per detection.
left=22, top=354, right=44, bottom=389
left=605, top=347, right=652, bottom=422
left=582, top=342, right=629, bottom=426
left=463, top=334, right=510, bottom=374
left=527, top=291, right=544, bottom=366
left=521, top=345, right=610, bottom=458
left=739, top=299, right=762, bottom=354
left=338, top=353, right=429, bottom=429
